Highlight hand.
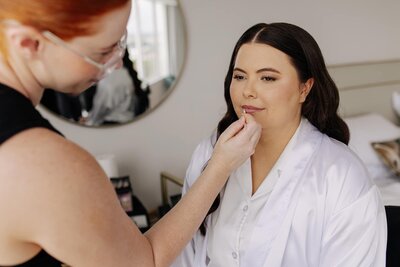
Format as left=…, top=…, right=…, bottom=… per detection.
left=208, top=114, right=261, bottom=174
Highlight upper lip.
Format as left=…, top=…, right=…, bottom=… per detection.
left=241, top=105, right=265, bottom=111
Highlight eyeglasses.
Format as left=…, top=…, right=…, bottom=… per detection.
left=42, top=30, right=127, bottom=79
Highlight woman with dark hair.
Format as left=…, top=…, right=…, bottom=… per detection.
left=85, top=49, right=150, bottom=126
left=172, top=23, right=387, bottom=267
left=0, top=0, right=262, bottom=266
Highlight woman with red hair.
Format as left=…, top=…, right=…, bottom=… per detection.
left=0, top=1, right=261, bottom=266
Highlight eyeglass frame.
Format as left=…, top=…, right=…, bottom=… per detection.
left=42, top=29, right=128, bottom=77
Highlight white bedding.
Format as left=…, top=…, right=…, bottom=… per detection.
left=345, top=113, right=400, bottom=206
left=368, top=163, right=400, bottom=206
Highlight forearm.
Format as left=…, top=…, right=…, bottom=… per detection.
left=144, top=115, right=261, bottom=266
left=144, top=162, right=229, bottom=267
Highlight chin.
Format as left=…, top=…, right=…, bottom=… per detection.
left=70, top=82, right=95, bottom=95
left=233, top=108, right=241, bottom=118
left=67, top=91, right=82, bottom=97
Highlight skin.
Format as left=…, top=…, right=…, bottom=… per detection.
left=0, top=2, right=262, bottom=266
left=230, top=43, right=313, bottom=194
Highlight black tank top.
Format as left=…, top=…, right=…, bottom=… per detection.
left=0, top=83, right=63, bottom=266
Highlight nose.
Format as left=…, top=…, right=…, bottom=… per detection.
left=243, top=79, right=257, bottom=98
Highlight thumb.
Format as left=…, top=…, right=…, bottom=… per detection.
left=242, top=113, right=255, bottom=124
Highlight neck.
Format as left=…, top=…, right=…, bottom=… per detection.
left=0, top=53, right=44, bottom=106
left=249, top=118, right=301, bottom=194
left=255, top=117, right=302, bottom=156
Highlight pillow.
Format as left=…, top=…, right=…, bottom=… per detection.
left=372, top=138, right=400, bottom=176
left=344, top=113, right=400, bottom=166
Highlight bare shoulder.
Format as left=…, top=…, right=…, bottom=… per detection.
left=0, top=127, right=112, bottom=229
left=0, top=128, right=148, bottom=266
left=0, top=127, right=107, bottom=199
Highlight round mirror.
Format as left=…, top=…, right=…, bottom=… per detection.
left=40, top=0, right=186, bottom=127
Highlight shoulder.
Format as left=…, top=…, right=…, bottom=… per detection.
left=0, top=127, right=100, bottom=176
left=317, top=134, right=377, bottom=211
left=0, top=127, right=112, bottom=231
left=302, top=120, right=369, bottom=186
left=192, top=132, right=216, bottom=163
left=0, top=128, right=152, bottom=265
left=184, top=132, right=216, bottom=188
left=320, top=134, right=368, bottom=175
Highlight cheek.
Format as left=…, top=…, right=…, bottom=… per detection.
left=63, top=69, right=96, bottom=93
left=55, top=50, right=97, bottom=77
left=75, top=66, right=98, bottom=83
left=60, top=61, right=98, bottom=88
left=230, top=81, right=244, bottom=102
left=229, top=85, right=242, bottom=113
left=273, top=81, right=301, bottom=103
left=65, top=56, right=97, bottom=77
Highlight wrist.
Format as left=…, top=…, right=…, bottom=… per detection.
left=205, top=157, right=231, bottom=181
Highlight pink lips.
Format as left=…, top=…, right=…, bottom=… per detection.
left=242, top=105, right=265, bottom=114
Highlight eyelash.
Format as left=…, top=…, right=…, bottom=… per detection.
left=233, top=74, right=276, bottom=82
left=233, top=74, right=245, bottom=80
left=261, top=76, right=276, bottom=82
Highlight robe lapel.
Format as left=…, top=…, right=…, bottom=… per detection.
left=194, top=227, right=209, bottom=267
left=243, top=120, right=323, bottom=267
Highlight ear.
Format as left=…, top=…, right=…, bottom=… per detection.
left=299, top=78, right=314, bottom=103
left=5, top=26, right=43, bottom=59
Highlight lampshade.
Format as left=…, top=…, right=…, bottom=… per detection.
left=392, top=91, right=400, bottom=118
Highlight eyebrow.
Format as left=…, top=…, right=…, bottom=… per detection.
left=233, top=67, right=281, bottom=74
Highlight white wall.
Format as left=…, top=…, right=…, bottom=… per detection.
left=39, top=0, right=400, bottom=211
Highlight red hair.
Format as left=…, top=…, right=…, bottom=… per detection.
left=0, top=0, right=129, bottom=56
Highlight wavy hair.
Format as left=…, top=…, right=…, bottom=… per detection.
left=200, top=22, right=349, bottom=235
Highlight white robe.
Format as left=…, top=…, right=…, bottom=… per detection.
left=87, top=68, right=137, bottom=126
left=172, top=118, right=387, bottom=267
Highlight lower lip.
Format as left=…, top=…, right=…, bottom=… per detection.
left=243, top=108, right=264, bottom=114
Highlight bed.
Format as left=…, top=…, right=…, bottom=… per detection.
left=329, top=59, right=400, bottom=266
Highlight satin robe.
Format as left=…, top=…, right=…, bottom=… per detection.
left=172, top=118, right=387, bottom=267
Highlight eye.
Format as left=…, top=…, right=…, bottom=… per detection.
left=233, top=74, right=246, bottom=81
left=261, top=76, right=276, bottom=82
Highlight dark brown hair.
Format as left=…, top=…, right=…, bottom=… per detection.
left=200, top=22, right=349, bottom=235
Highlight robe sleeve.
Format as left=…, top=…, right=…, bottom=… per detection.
left=170, top=137, right=214, bottom=267
left=86, top=84, right=111, bottom=126
left=319, top=166, right=387, bottom=266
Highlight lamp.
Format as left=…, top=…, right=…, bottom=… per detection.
left=392, top=91, right=400, bottom=120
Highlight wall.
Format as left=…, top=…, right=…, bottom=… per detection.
left=39, top=0, right=400, bottom=211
